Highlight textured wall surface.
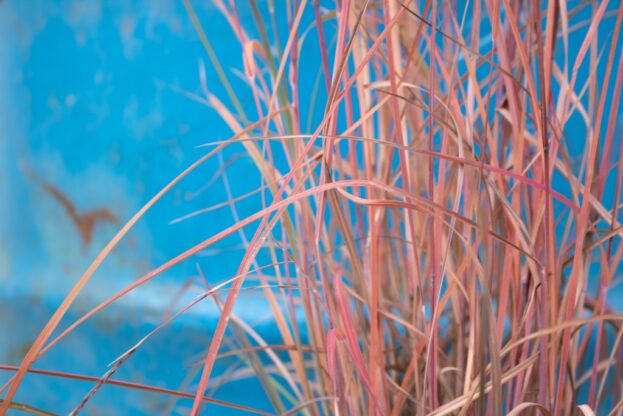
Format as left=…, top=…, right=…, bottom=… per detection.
left=0, top=1, right=278, bottom=413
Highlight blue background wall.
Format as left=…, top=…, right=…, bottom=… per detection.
left=0, top=1, right=291, bottom=413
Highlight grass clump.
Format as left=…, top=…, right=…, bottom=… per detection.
left=3, top=0, right=623, bottom=415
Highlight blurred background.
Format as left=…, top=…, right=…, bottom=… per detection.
left=0, top=1, right=290, bottom=413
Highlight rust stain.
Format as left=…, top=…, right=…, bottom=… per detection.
left=22, top=165, right=119, bottom=246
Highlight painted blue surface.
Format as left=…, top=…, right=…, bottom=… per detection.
left=1, top=0, right=259, bottom=299
left=0, top=1, right=300, bottom=414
